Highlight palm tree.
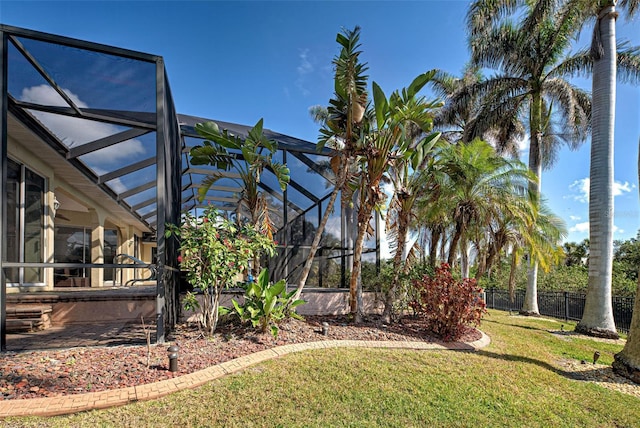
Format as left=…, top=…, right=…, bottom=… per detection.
left=467, top=0, right=592, bottom=315
left=435, top=139, right=539, bottom=272
left=612, top=137, right=640, bottom=382
left=290, top=26, right=368, bottom=302
left=575, top=0, right=639, bottom=338
left=431, top=65, right=525, bottom=155
left=563, top=239, right=589, bottom=266
left=349, top=72, right=441, bottom=322
left=382, top=126, right=441, bottom=323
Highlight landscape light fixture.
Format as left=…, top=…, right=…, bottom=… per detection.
left=167, top=345, right=179, bottom=372
left=322, top=322, right=329, bottom=336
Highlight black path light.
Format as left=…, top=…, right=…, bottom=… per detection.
left=167, top=345, right=179, bottom=372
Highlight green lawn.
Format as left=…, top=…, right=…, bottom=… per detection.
left=5, top=310, right=639, bottom=428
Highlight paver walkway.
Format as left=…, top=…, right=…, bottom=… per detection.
left=0, top=332, right=490, bottom=418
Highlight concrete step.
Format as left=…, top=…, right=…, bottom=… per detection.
left=6, top=318, right=49, bottom=333
left=6, top=305, right=53, bottom=333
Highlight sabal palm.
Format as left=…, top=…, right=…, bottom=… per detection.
left=467, top=0, right=592, bottom=314
left=573, top=0, right=640, bottom=339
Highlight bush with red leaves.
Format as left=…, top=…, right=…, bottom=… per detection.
left=409, top=263, right=487, bottom=341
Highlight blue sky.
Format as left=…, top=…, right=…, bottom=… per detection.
left=1, top=0, right=639, bottom=244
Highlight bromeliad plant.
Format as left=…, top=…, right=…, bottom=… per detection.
left=231, top=268, right=305, bottom=339
left=167, top=206, right=275, bottom=336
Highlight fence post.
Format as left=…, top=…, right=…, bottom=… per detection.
left=564, top=291, right=569, bottom=321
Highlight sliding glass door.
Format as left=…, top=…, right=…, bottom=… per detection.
left=6, top=158, right=45, bottom=286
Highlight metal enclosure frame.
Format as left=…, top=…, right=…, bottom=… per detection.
left=0, top=24, right=380, bottom=351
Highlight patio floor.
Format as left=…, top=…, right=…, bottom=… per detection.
left=6, top=321, right=153, bottom=351
left=5, top=285, right=157, bottom=352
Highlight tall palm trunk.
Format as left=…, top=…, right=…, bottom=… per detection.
left=447, top=222, right=464, bottom=267
left=612, top=137, right=640, bottom=381
left=577, top=3, right=618, bottom=338
left=521, top=91, right=543, bottom=315
left=460, top=239, right=470, bottom=278
left=429, top=228, right=441, bottom=270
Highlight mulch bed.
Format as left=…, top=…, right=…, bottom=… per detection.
left=0, top=315, right=480, bottom=401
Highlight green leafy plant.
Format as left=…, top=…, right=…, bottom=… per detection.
left=190, top=119, right=289, bottom=272
left=166, top=206, right=275, bottom=335
left=231, top=268, right=305, bottom=338
left=410, top=263, right=486, bottom=341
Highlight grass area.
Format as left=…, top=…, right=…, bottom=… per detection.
left=6, top=310, right=639, bottom=428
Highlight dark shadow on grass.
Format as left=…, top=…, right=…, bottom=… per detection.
left=470, top=347, right=638, bottom=390
left=469, top=349, right=583, bottom=381
left=482, top=316, right=561, bottom=333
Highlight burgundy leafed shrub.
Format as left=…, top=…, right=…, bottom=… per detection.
left=409, top=263, right=487, bottom=341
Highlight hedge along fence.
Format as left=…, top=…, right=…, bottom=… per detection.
left=483, top=289, right=635, bottom=334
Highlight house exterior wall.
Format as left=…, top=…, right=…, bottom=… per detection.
left=6, top=133, right=152, bottom=292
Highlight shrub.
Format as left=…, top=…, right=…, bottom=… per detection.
left=410, top=263, right=487, bottom=341
left=231, top=268, right=305, bottom=339
left=166, top=206, right=275, bottom=335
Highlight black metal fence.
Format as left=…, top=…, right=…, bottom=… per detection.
left=484, top=289, right=635, bottom=334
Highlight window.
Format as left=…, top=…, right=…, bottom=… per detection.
left=54, top=226, right=90, bottom=287
left=6, top=158, right=45, bottom=285
left=103, top=229, right=118, bottom=281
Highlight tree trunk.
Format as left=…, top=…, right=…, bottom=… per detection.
left=291, top=159, right=347, bottom=302
left=521, top=259, right=539, bottom=315
left=350, top=211, right=369, bottom=323
left=521, top=90, right=543, bottom=315
left=429, top=228, right=441, bottom=270
left=612, top=268, right=640, bottom=382
left=577, top=5, right=619, bottom=338
left=460, top=239, right=470, bottom=278
left=508, top=249, right=518, bottom=304
left=382, top=208, right=410, bottom=323
left=447, top=223, right=463, bottom=267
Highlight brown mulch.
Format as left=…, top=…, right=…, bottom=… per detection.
left=0, top=315, right=480, bottom=401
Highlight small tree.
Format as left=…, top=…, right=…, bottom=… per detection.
left=190, top=119, right=289, bottom=271
left=167, top=206, right=275, bottom=335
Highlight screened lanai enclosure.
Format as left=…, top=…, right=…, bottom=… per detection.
left=0, top=25, right=379, bottom=351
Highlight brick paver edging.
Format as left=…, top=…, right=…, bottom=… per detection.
left=0, top=332, right=490, bottom=418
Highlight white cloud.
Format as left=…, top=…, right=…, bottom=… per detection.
left=569, top=215, right=581, bottom=221
left=20, top=85, right=146, bottom=165
left=295, top=49, right=313, bottom=96
left=93, top=167, right=128, bottom=193
left=297, top=48, right=313, bottom=75
left=517, top=134, right=529, bottom=155
left=567, top=177, right=635, bottom=203
left=613, top=181, right=635, bottom=196
left=569, top=220, right=621, bottom=235
left=568, top=178, right=590, bottom=203
left=569, top=221, right=590, bottom=233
